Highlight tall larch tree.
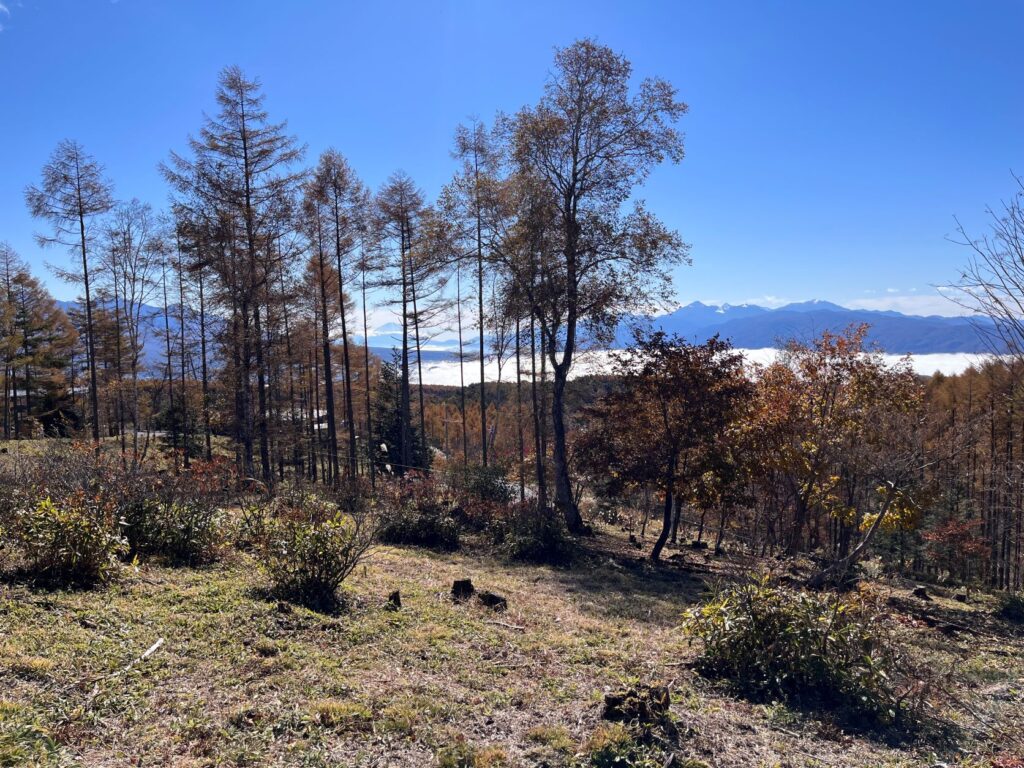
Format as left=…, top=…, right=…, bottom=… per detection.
left=312, top=149, right=364, bottom=478
left=25, top=140, right=114, bottom=443
left=163, top=65, right=304, bottom=483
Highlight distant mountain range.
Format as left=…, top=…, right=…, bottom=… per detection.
left=613, top=300, right=1001, bottom=355
left=56, top=298, right=1002, bottom=366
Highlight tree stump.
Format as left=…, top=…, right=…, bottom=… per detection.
left=478, top=591, right=507, bottom=612
left=602, top=684, right=671, bottom=724
left=452, top=579, right=475, bottom=602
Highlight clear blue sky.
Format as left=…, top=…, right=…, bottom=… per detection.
left=1, top=0, right=1022, bottom=315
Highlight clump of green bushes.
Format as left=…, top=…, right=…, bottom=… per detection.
left=80, top=457, right=232, bottom=566
left=251, top=492, right=374, bottom=610
left=447, top=464, right=515, bottom=506
left=13, top=495, right=128, bottom=586
left=126, top=499, right=227, bottom=565
left=376, top=476, right=460, bottom=551
left=489, top=502, right=573, bottom=564
left=0, top=443, right=237, bottom=576
left=684, top=576, right=912, bottom=728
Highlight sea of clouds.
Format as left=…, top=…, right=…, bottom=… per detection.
left=416, top=349, right=997, bottom=387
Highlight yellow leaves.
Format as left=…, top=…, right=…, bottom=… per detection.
left=859, top=485, right=923, bottom=533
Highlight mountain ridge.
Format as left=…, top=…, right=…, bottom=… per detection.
left=613, top=300, right=999, bottom=354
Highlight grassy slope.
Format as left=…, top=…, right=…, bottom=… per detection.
left=1, top=529, right=1023, bottom=767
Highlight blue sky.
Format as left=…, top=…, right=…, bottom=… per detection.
left=1, top=0, right=1022, bottom=316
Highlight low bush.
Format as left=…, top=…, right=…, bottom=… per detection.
left=257, top=499, right=373, bottom=609
left=998, top=592, right=1024, bottom=623
left=171, top=456, right=241, bottom=504
left=446, top=465, right=518, bottom=533
left=376, top=476, right=460, bottom=551
left=236, top=500, right=272, bottom=552
left=490, top=502, right=573, bottom=564
left=142, top=500, right=227, bottom=565
left=684, top=576, right=911, bottom=728
left=448, top=464, right=515, bottom=505
left=118, top=480, right=226, bottom=565
left=13, top=494, right=128, bottom=586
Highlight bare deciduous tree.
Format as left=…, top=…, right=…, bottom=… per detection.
left=952, top=176, right=1024, bottom=360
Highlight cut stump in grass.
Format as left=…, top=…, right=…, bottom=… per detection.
left=452, top=579, right=475, bottom=602
left=478, top=591, right=507, bottom=612
left=602, top=683, right=672, bottom=725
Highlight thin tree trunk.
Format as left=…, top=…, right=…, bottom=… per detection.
left=550, top=364, right=583, bottom=531
left=162, top=260, right=178, bottom=473
left=316, top=222, right=340, bottom=484
left=475, top=153, right=488, bottom=468
left=360, top=260, right=375, bottom=487
left=333, top=198, right=358, bottom=478
left=112, top=270, right=126, bottom=460
left=399, top=218, right=412, bottom=471
left=530, top=313, right=547, bottom=510
left=456, top=262, right=468, bottom=464
left=77, top=182, right=100, bottom=445
left=515, top=316, right=525, bottom=502
left=253, top=304, right=272, bottom=486
left=198, top=268, right=212, bottom=461
left=408, top=243, right=428, bottom=459
left=651, top=454, right=677, bottom=562
left=177, top=240, right=190, bottom=469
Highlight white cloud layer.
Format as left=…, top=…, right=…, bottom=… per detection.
left=413, top=348, right=999, bottom=386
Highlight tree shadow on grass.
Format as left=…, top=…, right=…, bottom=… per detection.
left=246, top=583, right=352, bottom=617
left=535, top=533, right=713, bottom=627
left=0, top=565, right=109, bottom=593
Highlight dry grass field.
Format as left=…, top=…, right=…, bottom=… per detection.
left=2, top=527, right=1022, bottom=767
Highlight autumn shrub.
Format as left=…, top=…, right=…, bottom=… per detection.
left=329, top=476, right=373, bottom=514
left=13, top=494, right=128, bottom=586
left=171, top=456, right=242, bottom=504
left=684, top=576, right=911, bottom=728
left=93, top=457, right=235, bottom=564
left=256, top=497, right=374, bottom=609
left=376, top=475, right=460, bottom=551
left=29, top=441, right=125, bottom=500
left=236, top=500, right=272, bottom=552
left=490, top=501, right=573, bottom=564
